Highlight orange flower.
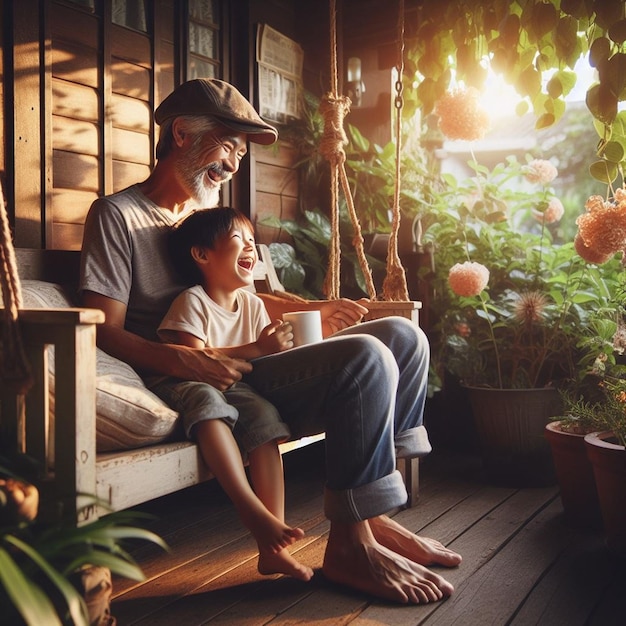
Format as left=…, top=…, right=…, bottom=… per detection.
left=576, top=198, right=626, bottom=256
left=435, top=86, right=491, bottom=141
left=448, top=261, right=489, bottom=296
left=574, top=234, right=615, bottom=264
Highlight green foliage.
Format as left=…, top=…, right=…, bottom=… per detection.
left=423, top=154, right=625, bottom=389
left=261, top=209, right=385, bottom=299
left=1, top=459, right=168, bottom=625
left=402, top=0, right=626, bottom=187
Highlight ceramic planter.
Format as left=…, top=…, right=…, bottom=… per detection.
left=544, top=421, right=602, bottom=529
left=584, top=431, right=626, bottom=556
left=467, top=387, right=560, bottom=487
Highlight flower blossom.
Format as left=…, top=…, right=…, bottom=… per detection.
left=524, top=159, right=558, bottom=184
left=533, top=197, right=564, bottom=224
left=512, top=291, right=548, bottom=324
left=574, top=234, right=615, bottom=265
left=435, top=86, right=491, bottom=141
left=576, top=193, right=626, bottom=257
left=448, top=261, right=489, bottom=297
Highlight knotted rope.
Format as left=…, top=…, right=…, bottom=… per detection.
left=319, top=0, right=377, bottom=300
left=0, top=180, right=32, bottom=394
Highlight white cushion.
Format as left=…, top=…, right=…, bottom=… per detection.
left=20, top=280, right=179, bottom=452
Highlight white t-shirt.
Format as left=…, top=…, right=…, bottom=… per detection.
left=158, top=285, right=270, bottom=349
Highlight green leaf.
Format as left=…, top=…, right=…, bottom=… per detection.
left=5, top=535, right=89, bottom=626
left=589, top=159, right=618, bottom=183
left=531, top=2, right=558, bottom=40
left=602, top=140, right=625, bottom=163
left=608, top=18, right=626, bottom=44
left=589, top=37, right=611, bottom=69
left=535, top=113, right=555, bottom=129
left=0, top=546, right=64, bottom=626
left=586, top=83, right=618, bottom=124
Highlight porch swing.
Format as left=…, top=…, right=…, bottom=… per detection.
left=316, top=0, right=422, bottom=325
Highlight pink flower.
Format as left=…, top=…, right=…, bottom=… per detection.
left=448, top=262, right=489, bottom=296
left=524, top=159, right=558, bottom=184
left=435, top=86, right=491, bottom=141
left=533, top=197, right=564, bottom=224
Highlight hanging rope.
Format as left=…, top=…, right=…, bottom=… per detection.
left=382, top=0, right=410, bottom=301
left=319, top=0, right=377, bottom=300
left=0, top=180, right=32, bottom=393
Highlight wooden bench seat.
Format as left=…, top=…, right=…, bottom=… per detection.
left=1, top=247, right=419, bottom=524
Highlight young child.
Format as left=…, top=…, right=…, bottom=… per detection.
left=158, top=207, right=312, bottom=581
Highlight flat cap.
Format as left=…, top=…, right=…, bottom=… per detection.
left=155, top=78, right=278, bottom=145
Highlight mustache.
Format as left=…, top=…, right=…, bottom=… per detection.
left=206, top=162, right=231, bottom=183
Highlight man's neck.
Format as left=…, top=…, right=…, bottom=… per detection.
left=138, top=162, right=191, bottom=214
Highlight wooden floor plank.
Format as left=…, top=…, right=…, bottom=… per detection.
left=108, top=448, right=622, bottom=625
left=352, top=487, right=560, bottom=625
left=510, top=530, right=619, bottom=626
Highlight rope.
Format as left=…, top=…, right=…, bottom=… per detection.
left=320, top=0, right=377, bottom=300
left=382, top=0, right=410, bottom=301
left=0, top=180, right=32, bottom=393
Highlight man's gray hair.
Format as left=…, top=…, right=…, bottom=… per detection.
left=155, top=116, right=220, bottom=159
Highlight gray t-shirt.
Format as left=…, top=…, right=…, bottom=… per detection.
left=79, top=184, right=193, bottom=341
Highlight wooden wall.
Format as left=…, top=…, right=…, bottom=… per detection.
left=1, top=0, right=352, bottom=251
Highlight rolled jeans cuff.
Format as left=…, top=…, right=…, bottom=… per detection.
left=395, top=424, right=432, bottom=459
left=323, top=470, right=407, bottom=523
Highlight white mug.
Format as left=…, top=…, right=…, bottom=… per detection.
left=282, top=310, right=323, bottom=347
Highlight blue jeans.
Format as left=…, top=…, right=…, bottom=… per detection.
left=244, top=316, right=431, bottom=523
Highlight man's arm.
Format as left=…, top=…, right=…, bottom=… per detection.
left=82, top=291, right=252, bottom=391
left=257, top=293, right=369, bottom=337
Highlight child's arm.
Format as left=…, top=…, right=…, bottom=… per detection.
left=171, top=320, right=294, bottom=360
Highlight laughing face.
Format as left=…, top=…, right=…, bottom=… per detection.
left=201, top=221, right=258, bottom=294
left=175, top=126, right=248, bottom=207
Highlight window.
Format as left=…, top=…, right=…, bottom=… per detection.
left=187, top=0, right=220, bottom=79
left=112, top=0, right=147, bottom=33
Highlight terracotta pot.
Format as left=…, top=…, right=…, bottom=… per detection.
left=584, top=431, right=626, bottom=556
left=467, top=386, right=560, bottom=487
left=544, top=421, right=602, bottom=529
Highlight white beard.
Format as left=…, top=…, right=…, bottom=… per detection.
left=188, top=171, right=221, bottom=208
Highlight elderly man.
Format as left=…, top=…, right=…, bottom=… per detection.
left=79, top=78, right=461, bottom=604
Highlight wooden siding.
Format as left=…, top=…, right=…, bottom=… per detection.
left=251, top=140, right=299, bottom=245
left=4, top=0, right=308, bottom=251
left=49, top=3, right=100, bottom=250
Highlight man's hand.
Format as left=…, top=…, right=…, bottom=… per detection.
left=319, top=298, right=370, bottom=336
left=180, top=346, right=253, bottom=391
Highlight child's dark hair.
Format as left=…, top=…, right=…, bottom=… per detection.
left=169, top=207, right=254, bottom=284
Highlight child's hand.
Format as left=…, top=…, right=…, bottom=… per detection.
left=256, top=320, right=294, bottom=355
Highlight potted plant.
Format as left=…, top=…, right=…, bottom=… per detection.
left=559, top=377, right=626, bottom=555
left=0, top=456, right=168, bottom=625
left=421, top=88, right=624, bottom=486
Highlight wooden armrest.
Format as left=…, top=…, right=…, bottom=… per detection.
left=1, top=305, right=103, bottom=522
left=16, top=307, right=105, bottom=325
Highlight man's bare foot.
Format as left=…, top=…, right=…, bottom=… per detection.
left=322, top=519, right=454, bottom=604
left=369, top=515, right=462, bottom=567
left=258, top=548, right=314, bottom=581
left=240, top=505, right=305, bottom=554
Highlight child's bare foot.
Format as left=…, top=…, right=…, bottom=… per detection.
left=258, top=548, right=314, bottom=581
left=369, top=515, right=462, bottom=567
left=241, top=506, right=305, bottom=554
